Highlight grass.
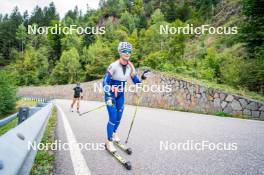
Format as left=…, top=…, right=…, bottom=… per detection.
left=0, top=118, right=18, bottom=136
left=159, top=70, right=264, bottom=103
left=0, top=99, right=38, bottom=120
left=141, top=65, right=264, bottom=102
left=0, top=99, right=38, bottom=136
left=214, top=112, right=232, bottom=117
left=30, top=107, right=57, bottom=175
left=16, top=99, right=38, bottom=109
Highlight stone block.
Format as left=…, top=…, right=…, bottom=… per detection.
left=220, top=93, right=226, bottom=101
left=252, top=111, right=260, bottom=118
left=226, top=95, right=234, bottom=102
left=243, top=109, right=251, bottom=116
left=221, top=101, right=227, bottom=109
left=239, top=99, right=248, bottom=108
left=247, top=102, right=258, bottom=110
left=231, top=100, right=242, bottom=111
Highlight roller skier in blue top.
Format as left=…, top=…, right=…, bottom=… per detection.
left=103, top=42, right=150, bottom=152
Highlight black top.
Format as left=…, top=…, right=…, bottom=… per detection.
left=121, top=64, right=127, bottom=75
left=73, top=86, right=83, bottom=97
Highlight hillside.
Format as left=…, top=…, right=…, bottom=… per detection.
left=0, top=0, right=263, bottom=95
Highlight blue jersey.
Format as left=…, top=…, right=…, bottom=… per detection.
left=103, top=60, right=140, bottom=96
left=103, top=60, right=141, bottom=141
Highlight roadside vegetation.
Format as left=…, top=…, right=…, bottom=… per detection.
left=0, top=0, right=262, bottom=100
left=30, top=107, right=57, bottom=175
left=0, top=99, right=37, bottom=136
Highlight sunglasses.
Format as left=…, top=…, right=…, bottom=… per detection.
left=121, top=50, right=132, bottom=54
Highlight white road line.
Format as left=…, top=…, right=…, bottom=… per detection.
left=56, top=104, right=91, bottom=175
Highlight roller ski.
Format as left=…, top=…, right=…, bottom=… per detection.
left=112, top=133, right=132, bottom=154
left=113, top=141, right=132, bottom=155
left=105, top=142, right=132, bottom=170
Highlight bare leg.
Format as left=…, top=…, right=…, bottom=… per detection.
left=71, top=98, right=77, bottom=108
left=76, top=98, right=80, bottom=112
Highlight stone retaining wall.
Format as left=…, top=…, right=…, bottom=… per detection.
left=18, top=71, right=264, bottom=120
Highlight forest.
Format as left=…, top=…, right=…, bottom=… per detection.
left=0, top=0, right=263, bottom=114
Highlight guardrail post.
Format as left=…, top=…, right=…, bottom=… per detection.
left=0, top=160, right=3, bottom=169
left=18, top=107, right=30, bottom=125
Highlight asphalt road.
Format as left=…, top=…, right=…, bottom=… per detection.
left=54, top=99, right=264, bottom=175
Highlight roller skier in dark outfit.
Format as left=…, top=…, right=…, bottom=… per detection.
left=71, top=83, right=83, bottom=113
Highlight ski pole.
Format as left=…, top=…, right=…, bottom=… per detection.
left=125, top=81, right=145, bottom=144
left=79, top=104, right=106, bottom=116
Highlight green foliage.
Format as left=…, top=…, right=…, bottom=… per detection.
left=240, top=0, right=264, bottom=56
left=61, top=34, right=83, bottom=52
left=29, top=2, right=59, bottom=26
left=140, top=20, right=169, bottom=56
left=84, top=39, right=114, bottom=80
left=47, top=21, right=64, bottom=61
left=142, top=51, right=168, bottom=70
left=130, top=0, right=144, bottom=15
left=0, top=0, right=263, bottom=98
left=0, top=118, right=18, bottom=136
left=30, top=107, right=56, bottom=175
left=7, top=45, right=49, bottom=85
left=128, top=29, right=140, bottom=66
left=176, top=3, right=194, bottom=22
left=239, top=58, right=264, bottom=93
left=168, top=20, right=188, bottom=65
left=197, top=48, right=221, bottom=81
left=50, top=48, right=82, bottom=84
left=0, top=71, right=17, bottom=115
left=151, top=9, right=165, bottom=24
left=160, top=0, right=178, bottom=22
left=237, top=0, right=264, bottom=93
left=218, top=50, right=244, bottom=86
left=0, top=7, right=23, bottom=65
left=214, top=112, right=231, bottom=117
left=195, top=0, right=219, bottom=20
left=103, top=17, right=129, bottom=42
left=102, top=0, right=125, bottom=17
left=16, top=24, right=27, bottom=52
left=120, top=11, right=136, bottom=33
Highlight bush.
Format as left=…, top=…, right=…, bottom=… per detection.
left=196, top=48, right=221, bottom=82
left=239, top=58, right=264, bottom=94
left=50, top=48, right=82, bottom=84
left=0, top=71, right=17, bottom=115
left=219, top=51, right=244, bottom=86
left=142, top=51, right=167, bottom=70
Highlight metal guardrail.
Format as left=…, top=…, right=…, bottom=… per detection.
left=0, top=102, right=53, bottom=175
left=0, top=107, right=43, bottom=127
left=0, top=113, right=18, bottom=127
left=20, top=96, right=54, bottom=103
left=0, top=97, right=51, bottom=127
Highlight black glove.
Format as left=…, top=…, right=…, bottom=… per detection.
left=141, top=70, right=151, bottom=80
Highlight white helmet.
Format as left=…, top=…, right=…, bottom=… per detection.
left=118, top=42, right=132, bottom=52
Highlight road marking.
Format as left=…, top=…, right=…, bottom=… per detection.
left=56, top=104, right=91, bottom=175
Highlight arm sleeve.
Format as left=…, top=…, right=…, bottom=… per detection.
left=131, top=75, right=141, bottom=84
left=103, top=64, right=114, bottom=96
left=128, top=61, right=141, bottom=84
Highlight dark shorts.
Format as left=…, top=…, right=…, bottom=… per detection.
left=74, top=96, right=80, bottom=99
